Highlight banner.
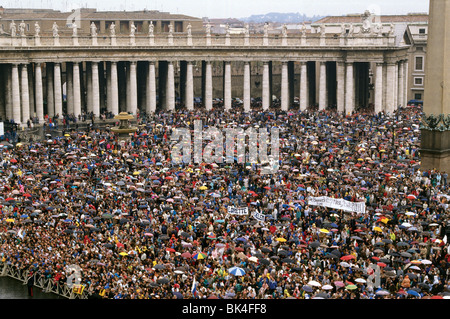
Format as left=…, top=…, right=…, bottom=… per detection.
left=307, top=196, right=366, bottom=214
left=227, top=206, right=249, bottom=216
left=252, top=211, right=265, bottom=223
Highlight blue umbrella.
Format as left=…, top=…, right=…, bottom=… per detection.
left=407, top=290, right=420, bottom=297
left=302, top=285, right=313, bottom=293
left=228, top=266, right=246, bottom=276
left=20, top=214, right=29, bottom=218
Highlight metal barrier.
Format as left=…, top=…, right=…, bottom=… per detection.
left=0, top=261, right=89, bottom=299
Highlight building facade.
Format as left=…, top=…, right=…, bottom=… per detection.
left=0, top=9, right=412, bottom=126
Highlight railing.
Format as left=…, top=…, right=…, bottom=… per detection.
left=0, top=261, right=89, bottom=299
left=0, top=33, right=397, bottom=48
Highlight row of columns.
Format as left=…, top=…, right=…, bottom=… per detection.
left=0, top=58, right=409, bottom=125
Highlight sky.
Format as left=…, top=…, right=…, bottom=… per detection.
left=4, top=0, right=430, bottom=19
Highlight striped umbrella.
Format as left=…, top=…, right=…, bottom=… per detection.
left=192, top=252, right=207, bottom=260
left=228, top=266, right=246, bottom=276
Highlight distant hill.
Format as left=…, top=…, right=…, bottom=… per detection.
left=241, top=12, right=325, bottom=23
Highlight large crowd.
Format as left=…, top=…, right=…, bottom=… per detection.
left=0, top=105, right=449, bottom=299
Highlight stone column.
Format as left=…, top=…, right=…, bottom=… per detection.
left=224, top=61, right=232, bottom=110
left=385, top=62, right=396, bottom=114
left=106, top=62, right=111, bottom=113
left=336, top=62, right=345, bottom=113
left=398, top=60, right=404, bottom=107
left=20, top=64, right=30, bottom=125
left=66, top=62, right=74, bottom=116
left=374, top=62, right=384, bottom=114
left=110, top=62, right=119, bottom=115
left=318, top=62, right=327, bottom=110
left=393, top=62, right=399, bottom=108
left=34, top=63, right=44, bottom=123
left=204, top=61, right=213, bottom=110
left=73, top=62, right=82, bottom=117
left=46, top=63, right=54, bottom=118
left=5, top=65, right=12, bottom=121
left=243, top=61, right=251, bottom=112
left=281, top=62, right=289, bottom=111
left=185, top=61, right=194, bottom=110
left=129, top=61, right=138, bottom=114
left=345, top=62, right=354, bottom=115
left=420, top=0, right=450, bottom=172
left=262, top=62, right=270, bottom=110
left=87, top=62, right=93, bottom=114
left=299, top=62, right=308, bottom=111
left=54, top=63, right=63, bottom=118
left=91, top=62, right=100, bottom=116
left=11, top=64, right=21, bottom=124
left=27, top=65, right=35, bottom=121
left=166, top=61, right=175, bottom=111
left=403, top=59, right=409, bottom=106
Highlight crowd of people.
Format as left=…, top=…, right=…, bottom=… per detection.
left=0, top=105, right=449, bottom=299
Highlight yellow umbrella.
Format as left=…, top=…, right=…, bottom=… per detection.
left=373, top=227, right=383, bottom=232
left=319, top=229, right=330, bottom=234
left=276, top=238, right=287, bottom=242
left=119, top=252, right=128, bottom=256
left=16, top=143, right=23, bottom=147
left=199, top=186, right=208, bottom=190
left=5, top=219, right=15, bottom=223
left=379, top=150, right=386, bottom=153
left=133, top=171, right=140, bottom=176
left=64, top=134, right=70, bottom=137
left=357, top=158, right=364, bottom=161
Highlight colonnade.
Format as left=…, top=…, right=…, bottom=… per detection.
left=0, top=58, right=409, bottom=125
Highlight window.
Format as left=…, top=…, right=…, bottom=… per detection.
left=105, top=21, right=114, bottom=32
left=161, top=21, right=171, bottom=32
left=414, top=77, right=423, bottom=86
left=415, top=56, right=424, bottom=71
left=26, top=24, right=30, bottom=31
left=419, top=28, right=426, bottom=34
left=134, top=21, right=143, bottom=33
left=414, top=93, right=422, bottom=100
left=174, top=21, right=183, bottom=32
left=120, top=21, right=129, bottom=33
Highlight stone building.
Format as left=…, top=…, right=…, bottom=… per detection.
left=0, top=8, right=419, bottom=126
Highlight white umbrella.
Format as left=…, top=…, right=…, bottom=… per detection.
left=340, top=262, right=350, bottom=268
left=420, top=259, right=432, bottom=265
left=402, top=222, right=413, bottom=228
left=307, top=280, right=322, bottom=288
left=376, top=289, right=391, bottom=296
left=355, top=278, right=366, bottom=283
left=322, top=285, right=333, bottom=290
left=228, top=267, right=246, bottom=276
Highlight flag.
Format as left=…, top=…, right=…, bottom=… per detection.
left=99, top=139, right=106, bottom=144
left=73, top=284, right=85, bottom=295
left=18, top=228, right=25, bottom=239
left=191, top=277, right=197, bottom=298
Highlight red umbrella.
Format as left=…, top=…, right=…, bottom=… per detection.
left=10, top=159, right=18, bottom=163
left=371, top=256, right=380, bottom=261
left=263, top=186, right=271, bottom=190
left=23, top=193, right=32, bottom=198
left=181, top=252, right=192, bottom=259
left=5, top=198, right=15, bottom=201
left=407, top=194, right=417, bottom=200
left=377, top=262, right=387, bottom=268
left=166, top=248, right=176, bottom=253
left=431, top=295, right=444, bottom=299
left=340, top=255, right=356, bottom=261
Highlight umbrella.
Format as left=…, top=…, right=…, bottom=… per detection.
left=307, top=280, right=322, bottom=288
left=192, top=252, right=207, bottom=260
left=302, top=285, right=313, bottom=293
left=173, top=291, right=183, bottom=299
left=228, top=267, right=246, bottom=276
left=157, top=278, right=170, bottom=285
left=407, top=290, right=420, bottom=297
left=322, top=284, right=333, bottom=290
left=346, top=285, right=358, bottom=290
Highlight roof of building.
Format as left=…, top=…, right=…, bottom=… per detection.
left=0, top=8, right=202, bottom=21
left=314, top=13, right=428, bottom=24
